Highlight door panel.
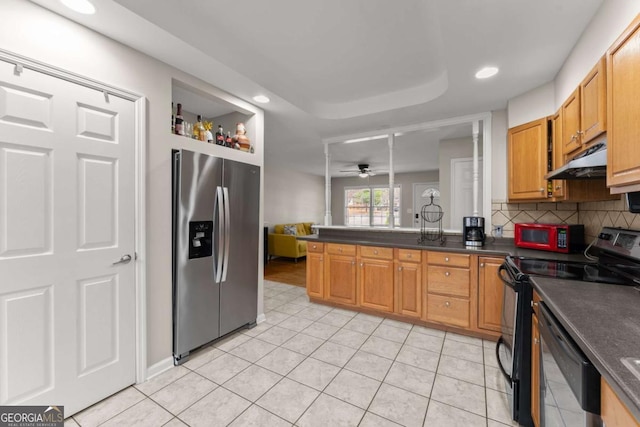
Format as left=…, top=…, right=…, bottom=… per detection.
left=220, top=159, right=260, bottom=336
left=0, top=60, right=136, bottom=415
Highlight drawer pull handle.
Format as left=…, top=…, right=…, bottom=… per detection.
left=407, top=253, right=412, bottom=258
left=319, top=257, right=323, bottom=261
left=445, top=301, right=451, bottom=307
left=360, top=262, right=364, bottom=267
left=534, top=337, right=539, bottom=345
left=339, top=247, right=343, bottom=252
left=445, top=271, right=450, bottom=277
left=445, top=257, right=449, bottom=262
left=312, top=244, right=317, bottom=249
left=480, top=263, right=484, bottom=267
left=398, top=266, right=403, bottom=271
left=351, top=261, right=355, bottom=265
left=374, top=250, right=378, bottom=255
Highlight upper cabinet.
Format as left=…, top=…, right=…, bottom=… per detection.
left=606, top=15, right=640, bottom=189
left=508, top=118, right=548, bottom=201
left=562, top=57, right=606, bottom=157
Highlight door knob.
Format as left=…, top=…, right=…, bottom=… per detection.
left=113, top=254, right=132, bottom=265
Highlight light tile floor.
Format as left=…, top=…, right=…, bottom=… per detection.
left=68, top=280, right=521, bottom=427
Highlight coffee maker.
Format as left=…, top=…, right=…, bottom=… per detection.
left=463, top=216, right=485, bottom=247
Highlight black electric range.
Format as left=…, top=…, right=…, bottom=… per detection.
left=507, top=227, right=640, bottom=286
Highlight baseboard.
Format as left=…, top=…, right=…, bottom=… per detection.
left=256, top=313, right=267, bottom=324
left=144, top=356, right=174, bottom=382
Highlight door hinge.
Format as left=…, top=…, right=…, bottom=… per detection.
left=14, top=63, right=23, bottom=76
left=134, top=252, right=138, bottom=261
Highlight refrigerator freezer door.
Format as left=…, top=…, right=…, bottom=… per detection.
left=219, top=159, right=260, bottom=336
left=173, top=150, right=223, bottom=362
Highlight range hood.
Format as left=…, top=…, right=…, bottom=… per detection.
left=545, top=141, right=607, bottom=180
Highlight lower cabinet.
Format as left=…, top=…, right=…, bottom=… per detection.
left=478, top=257, right=504, bottom=332
left=326, top=243, right=358, bottom=305
left=601, top=378, right=640, bottom=427
left=306, top=243, right=324, bottom=299
left=394, top=249, right=423, bottom=318
left=307, top=244, right=499, bottom=338
left=425, top=253, right=472, bottom=329
left=359, top=246, right=394, bottom=312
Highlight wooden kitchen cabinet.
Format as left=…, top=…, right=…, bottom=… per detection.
left=508, top=118, right=548, bottom=201
left=561, top=88, right=582, bottom=156
left=358, top=246, right=394, bottom=312
left=477, top=257, right=503, bottom=333
left=607, top=14, right=640, bottom=189
left=394, top=249, right=423, bottom=319
left=562, top=58, right=606, bottom=157
left=326, top=243, right=358, bottom=305
left=305, top=242, right=324, bottom=299
left=549, top=111, right=565, bottom=198
left=425, top=252, right=472, bottom=328
left=601, top=378, right=640, bottom=427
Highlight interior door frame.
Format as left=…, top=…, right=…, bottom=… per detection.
left=0, top=48, right=148, bottom=384
left=450, top=156, right=483, bottom=232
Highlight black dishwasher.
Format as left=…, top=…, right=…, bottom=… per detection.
left=538, top=302, right=602, bottom=427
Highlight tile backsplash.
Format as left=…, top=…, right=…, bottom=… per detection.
left=491, top=201, right=579, bottom=238
left=491, top=196, right=640, bottom=240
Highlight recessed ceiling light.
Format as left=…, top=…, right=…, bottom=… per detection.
left=253, top=95, right=270, bottom=104
left=61, top=0, right=96, bottom=14
left=475, top=66, right=499, bottom=79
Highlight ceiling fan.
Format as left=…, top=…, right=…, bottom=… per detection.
left=339, top=163, right=380, bottom=178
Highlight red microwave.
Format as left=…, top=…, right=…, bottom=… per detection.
left=514, top=223, right=585, bottom=253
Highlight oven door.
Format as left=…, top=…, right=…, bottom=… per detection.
left=496, top=259, right=533, bottom=425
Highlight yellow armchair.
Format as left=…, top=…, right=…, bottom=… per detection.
left=268, top=222, right=314, bottom=262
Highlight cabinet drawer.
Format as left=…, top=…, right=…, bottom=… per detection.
left=396, top=249, right=421, bottom=263
left=426, top=294, right=470, bottom=328
left=327, top=243, right=356, bottom=256
left=427, top=266, right=470, bottom=297
left=428, top=252, right=470, bottom=268
left=307, top=242, right=324, bottom=253
left=360, top=245, right=393, bottom=260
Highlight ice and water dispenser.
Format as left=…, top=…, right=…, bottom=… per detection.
left=188, top=221, right=213, bottom=259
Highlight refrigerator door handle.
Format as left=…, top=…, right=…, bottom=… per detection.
left=222, top=186, right=231, bottom=282
left=215, top=186, right=224, bottom=283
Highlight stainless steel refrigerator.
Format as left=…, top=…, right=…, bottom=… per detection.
left=172, top=149, right=260, bottom=364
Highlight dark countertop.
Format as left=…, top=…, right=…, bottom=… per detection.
left=299, top=229, right=589, bottom=261
left=531, top=276, right=640, bottom=421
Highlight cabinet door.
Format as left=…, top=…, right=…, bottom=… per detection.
left=607, top=15, right=640, bottom=188
left=550, top=112, right=565, bottom=198
left=306, top=252, right=324, bottom=299
left=531, top=313, right=541, bottom=427
left=580, top=57, right=606, bottom=145
left=359, top=258, right=394, bottom=312
left=508, top=118, right=548, bottom=201
left=601, top=378, right=640, bottom=427
left=477, top=257, right=503, bottom=332
left=395, top=261, right=422, bottom=318
left=327, top=254, right=357, bottom=305
left=561, top=88, right=582, bottom=156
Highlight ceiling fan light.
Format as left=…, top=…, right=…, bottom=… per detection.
left=359, top=172, right=369, bottom=178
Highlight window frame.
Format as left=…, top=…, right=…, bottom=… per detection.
left=344, top=184, right=401, bottom=227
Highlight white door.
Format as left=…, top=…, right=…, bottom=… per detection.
left=451, top=158, right=483, bottom=231
left=0, top=61, right=136, bottom=415
left=413, top=182, right=440, bottom=228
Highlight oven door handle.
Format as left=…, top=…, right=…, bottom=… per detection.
left=495, top=336, right=513, bottom=383
left=498, top=263, right=516, bottom=290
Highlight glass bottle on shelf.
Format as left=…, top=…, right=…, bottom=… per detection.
left=226, top=131, right=234, bottom=148
left=216, top=125, right=225, bottom=146
left=174, top=103, right=184, bottom=135
left=194, top=115, right=206, bottom=141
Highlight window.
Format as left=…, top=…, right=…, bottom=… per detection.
left=345, top=186, right=400, bottom=227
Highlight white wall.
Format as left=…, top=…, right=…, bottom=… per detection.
left=0, top=0, right=264, bottom=370
left=491, top=109, right=508, bottom=202
left=331, top=171, right=440, bottom=226
left=263, top=162, right=324, bottom=229
left=507, top=82, right=555, bottom=128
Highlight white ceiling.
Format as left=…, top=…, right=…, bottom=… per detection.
left=30, top=0, right=604, bottom=176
